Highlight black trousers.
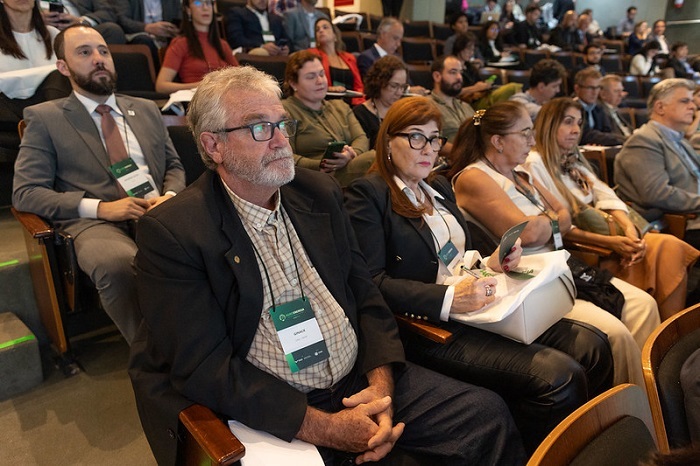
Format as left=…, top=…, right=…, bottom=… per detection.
left=381, top=0, right=404, bottom=17
left=401, top=318, right=614, bottom=453
left=308, top=362, right=526, bottom=466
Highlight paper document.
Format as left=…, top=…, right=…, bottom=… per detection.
left=228, top=420, right=324, bottom=466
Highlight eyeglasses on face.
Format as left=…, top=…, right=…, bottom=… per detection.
left=394, top=132, right=447, bottom=151
left=216, top=119, right=298, bottom=141
left=580, top=85, right=602, bottom=91
left=386, top=82, right=410, bottom=93
left=501, top=127, right=535, bottom=140
left=191, top=0, right=213, bottom=7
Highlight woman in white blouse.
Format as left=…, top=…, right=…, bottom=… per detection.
left=629, top=40, right=661, bottom=76
left=524, top=97, right=699, bottom=319
left=0, top=0, right=58, bottom=73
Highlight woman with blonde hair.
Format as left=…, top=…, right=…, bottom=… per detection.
left=524, top=97, right=699, bottom=319
left=449, top=100, right=660, bottom=387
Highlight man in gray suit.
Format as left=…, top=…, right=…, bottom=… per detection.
left=615, top=78, right=700, bottom=249
left=283, top=0, right=328, bottom=51
left=12, top=25, right=185, bottom=344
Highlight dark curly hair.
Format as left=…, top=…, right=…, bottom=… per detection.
left=363, top=55, right=407, bottom=100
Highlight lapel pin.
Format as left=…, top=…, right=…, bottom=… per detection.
left=127, top=110, right=135, bottom=116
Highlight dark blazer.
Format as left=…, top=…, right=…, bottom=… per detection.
left=579, top=102, right=627, bottom=146
left=113, top=0, right=181, bottom=33
left=225, top=6, right=288, bottom=50
left=129, top=168, right=405, bottom=466
left=74, top=0, right=119, bottom=24
left=357, top=44, right=382, bottom=76
left=12, top=92, right=185, bottom=236
left=666, top=57, right=693, bottom=79
left=512, top=20, right=542, bottom=48
left=344, top=172, right=497, bottom=322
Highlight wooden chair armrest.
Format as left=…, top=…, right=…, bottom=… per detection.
left=662, top=213, right=697, bottom=240
left=179, top=404, right=245, bottom=466
left=11, top=207, right=53, bottom=240
left=564, top=239, right=614, bottom=257
left=395, top=314, right=454, bottom=344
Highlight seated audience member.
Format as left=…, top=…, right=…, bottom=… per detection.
left=113, top=0, right=180, bottom=64
left=345, top=95, right=614, bottom=452
left=573, top=67, right=626, bottom=146
left=617, top=6, right=637, bottom=39
left=155, top=0, right=238, bottom=94
left=448, top=101, right=660, bottom=387
left=499, top=0, right=517, bottom=31
left=129, top=64, right=527, bottom=466
left=509, top=58, right=566, bottom=122
left=573, top=13, right=594, bottom=52
left=483, top=0, right=501, bottom=14
left=551, top=0, right=574, bottom=23
left=312, top=18, right=363, bottom=105
left=353, top=55, right=407, bottom=150
left=269, top=0, right=299, bottom=15
left=547, top=10, right=579, bottom=52
left=666, top=42, right=700, bottom=80
left=478, top=20, right=512, bottom=63
left=581, top=8, right=602, bottom=37
left=226, top=0, right=289, bottom=56
left=443, top=11, right=470, bottom=56
left=686, top=86, right=700, bottom=151
left=510, top=0, right=525, bottom=22
left=12, top=25, right=185, bottom=344
left=649, top=19, right=669, bottom=55
left=1, top=0, right=58, bottom=73
left=357, top=17, right=402, bottom=76
left=430, top=55, right=475, bottom=153
left=630, top=40, right=661, bottom=76
left=576, top=44, right=606, bottom=76
left=681, top=348, right=700, bottom=443
left=525, top=97, right=699, bottom=319
left=454, top=33, right=521, bottom=110
left=599, top=74, right=634, bottom=138
left=40, top=0, right=125, bottom=44
left=511, top=3, right=543, bottom=49
left=615, top=79, right=700, bottom=250
left=282, top=51, right=373, bottom=186
left=627, top=20, right=649, bottom=56
left=283, top=0, right=328, bottom=51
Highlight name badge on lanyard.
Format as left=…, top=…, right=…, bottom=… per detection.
left=438, top=240, right=459, bottom=269
left=110, top=158, right=156, bottom=198
left=269, top=297, right=329, bottom=373
left=550, top=217, right=564, bottom=250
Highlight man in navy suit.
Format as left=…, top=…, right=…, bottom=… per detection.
left=357, top=17, right=403, bottom=76
left=227, top=0, right=289, bottom=56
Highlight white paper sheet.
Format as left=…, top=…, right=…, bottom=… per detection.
left=228, top=420, right=324, bottom=466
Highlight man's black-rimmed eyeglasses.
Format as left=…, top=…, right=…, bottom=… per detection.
left=216, top=119, right=297, bottom=141
left=394, top=132, right=448, bottom=151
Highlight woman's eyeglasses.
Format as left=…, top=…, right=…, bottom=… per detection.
left=394, top=132, right=447, bottom=151
left=386, top=82, right=410, bottom=93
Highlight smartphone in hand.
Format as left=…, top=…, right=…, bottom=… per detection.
left=49, top=2, right=65, bottom=13
left=323, top=141, right=346, bottom=160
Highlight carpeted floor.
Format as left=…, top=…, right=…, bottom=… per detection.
left=0, top=207, right=155, bottom=465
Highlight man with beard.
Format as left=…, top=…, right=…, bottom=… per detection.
left=430, top=55, right=475, bottom=154
left=129, top=65, right=525, bottom=466
left=12, top=25, right=185, bottom=344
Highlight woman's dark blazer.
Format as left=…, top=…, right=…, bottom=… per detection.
left=344, top=172, right=497, bottom=322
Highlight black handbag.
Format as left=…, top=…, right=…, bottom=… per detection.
left=567, top=255, right=625, bottom=319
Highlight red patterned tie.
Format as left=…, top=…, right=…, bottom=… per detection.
left=95, top=104, right=128, bottom=165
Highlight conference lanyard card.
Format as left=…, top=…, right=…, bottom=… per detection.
left=110, top=158, right=155, bottom=198
left=263, top=31, right=275, bottom=43
left=269, top=297, right=329, bottom=373
left=551, top=219, right=564, bottom=251
left=438, top=240, right=459, bottom=269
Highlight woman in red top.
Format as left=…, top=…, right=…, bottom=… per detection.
left=156, top=0, right=238, bottom=94
left=312, top=18, right=364, bottom=105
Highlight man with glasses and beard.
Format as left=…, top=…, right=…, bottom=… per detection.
left=12, top=25, right=185, bottom=345
left=430, top=55, right=475, bottom=155
left=129, top=65, right=525, bottom=466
